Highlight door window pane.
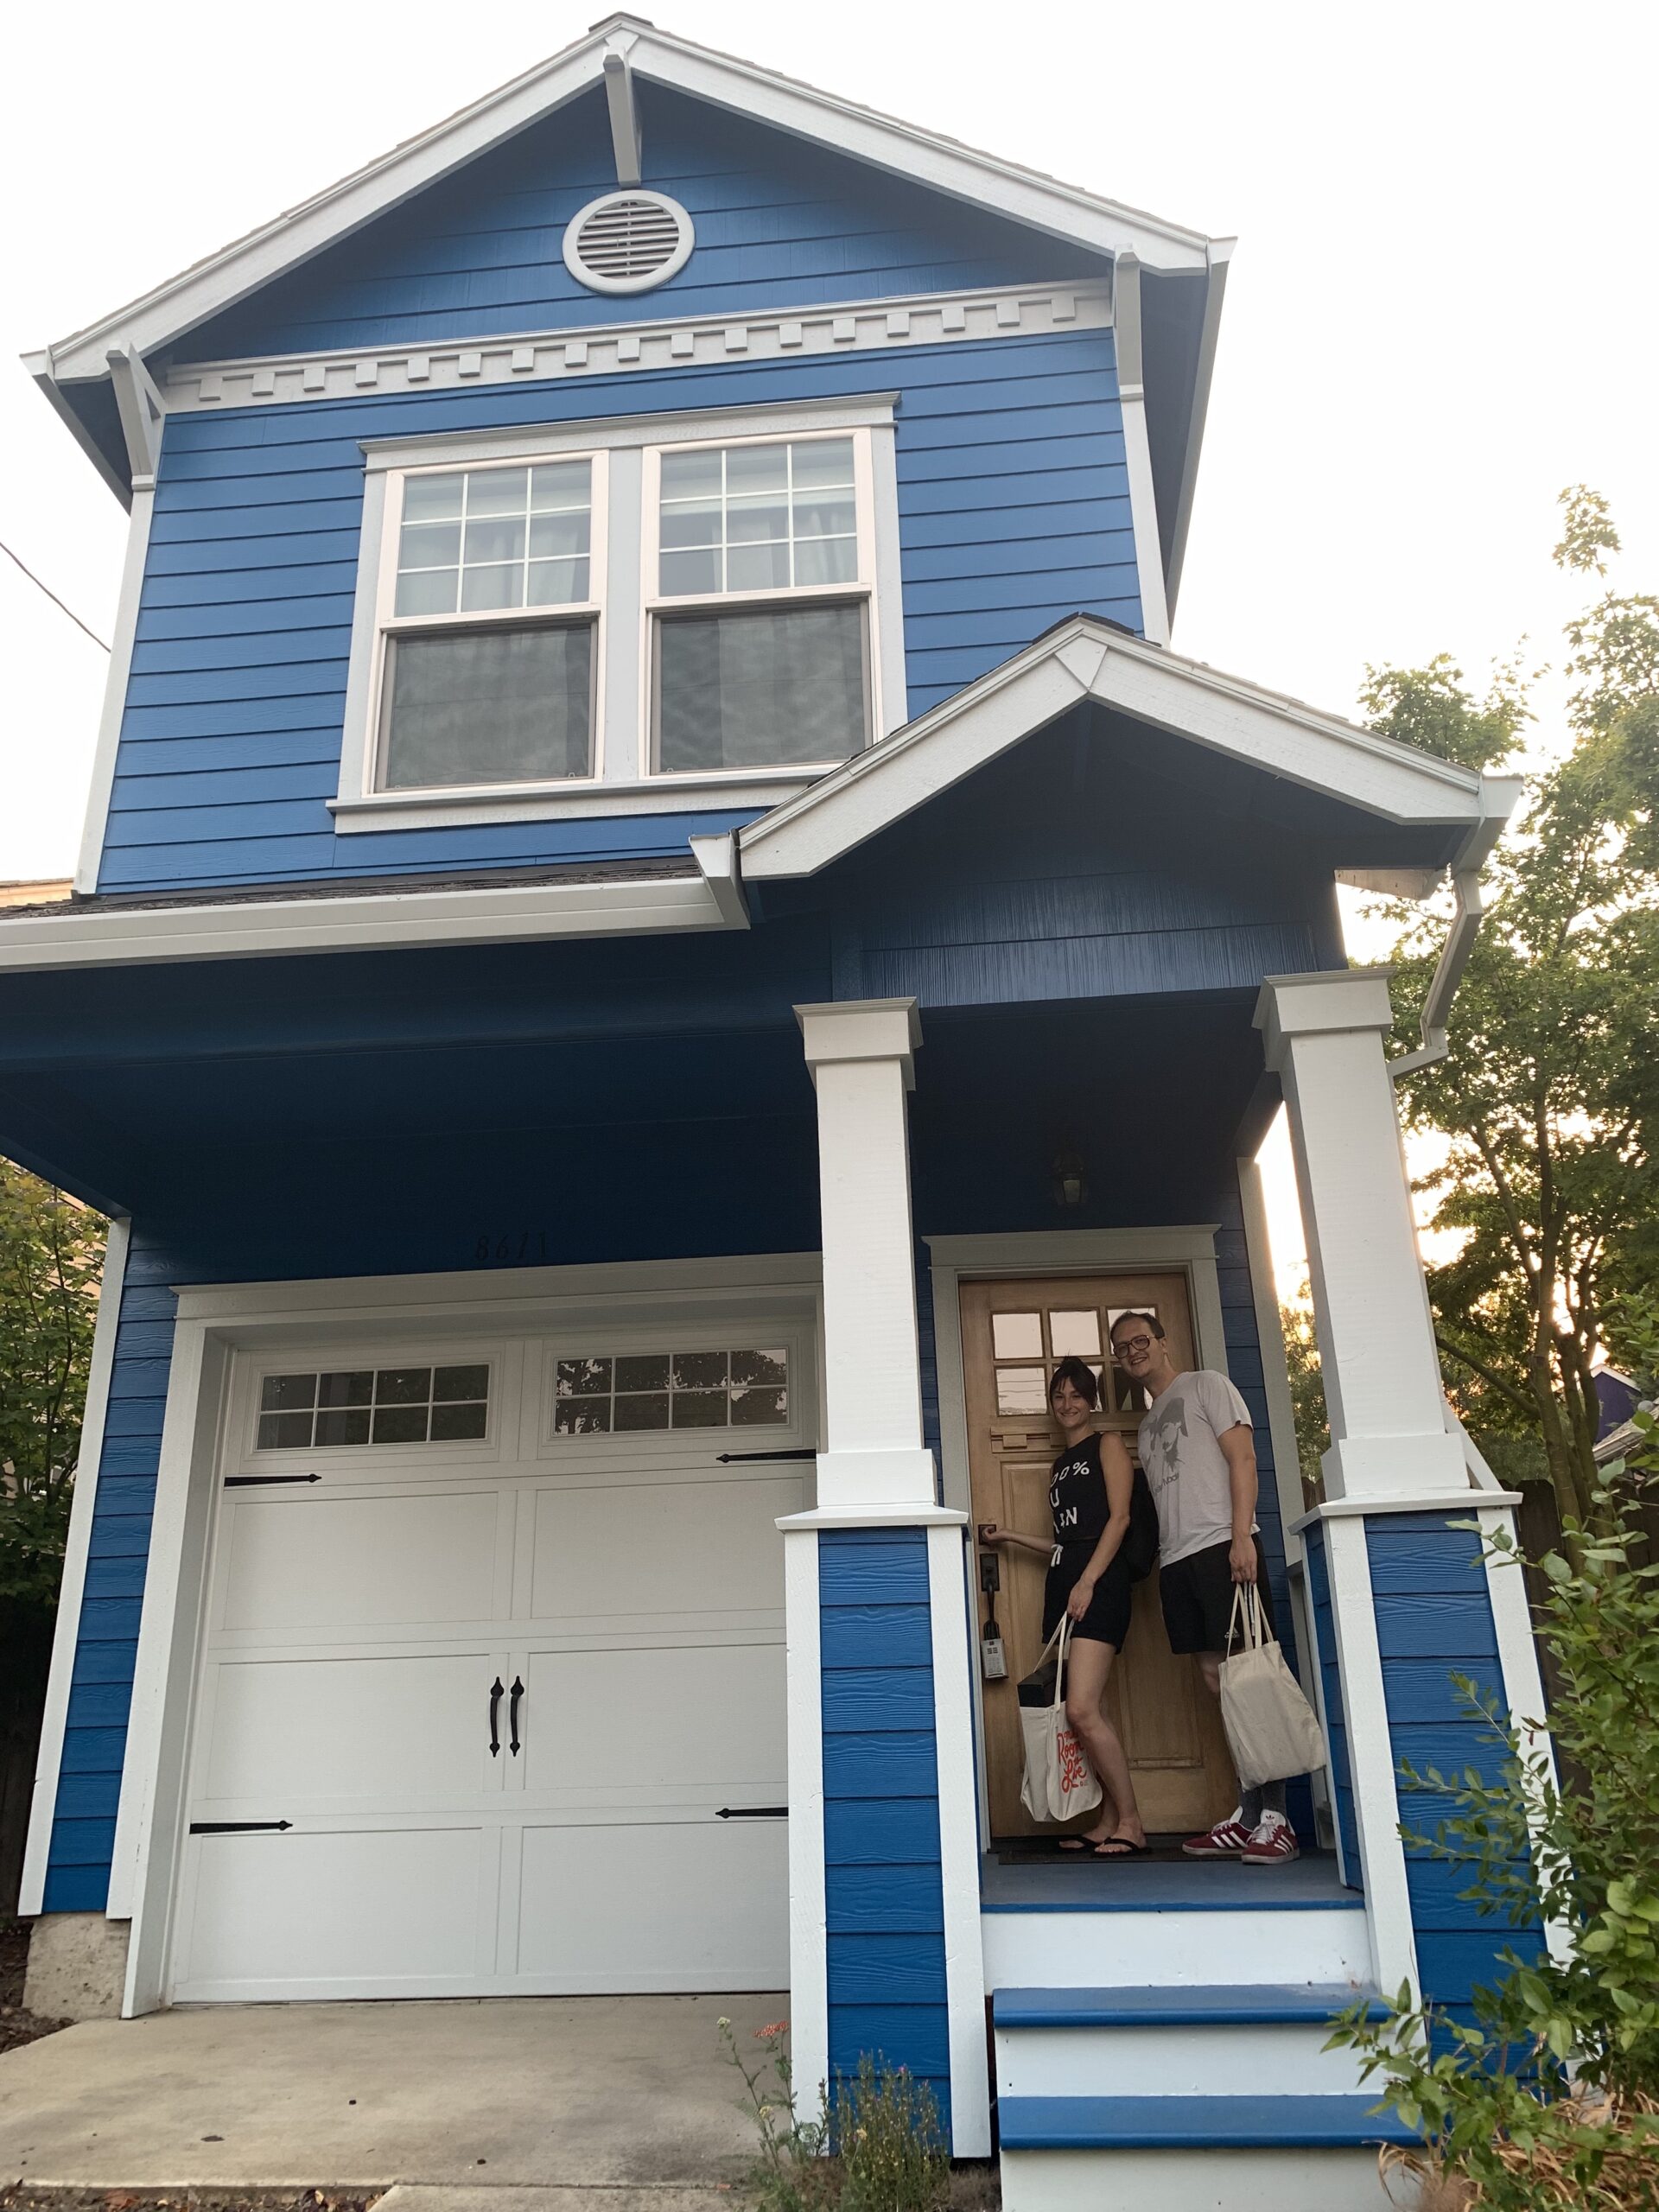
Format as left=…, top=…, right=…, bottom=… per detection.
left=1049, top=1310, right=1102, bottom=1357
left=991, top=1313, right=1043, bottom=1359
left=657, top=604, right=867, bottom=771
left=383, top=622, right=594, bottom=789
left=995, top=1367, right=1049, bottom=1415
left=552, top=1346, right=790, bottom=1433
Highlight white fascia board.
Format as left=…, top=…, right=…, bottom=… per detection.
left=1163, top=240, right=1233, bottom=620
left=740, top=619, right=1488, bottom=882
left=0, top=870, right=741, bottom=976
left=39, top=21, right=1213, bottom=387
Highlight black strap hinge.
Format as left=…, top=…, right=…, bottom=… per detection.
left=189, top=1820, right=293, bottom=1834
left=715, top=1805, right=788, bottom=1819
left=225, top=1473, right=321, bottom=1488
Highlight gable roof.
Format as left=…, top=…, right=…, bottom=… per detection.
left=29, top=16, right=1231, bottom=534
left=738, top=617, right=1522, bottom=882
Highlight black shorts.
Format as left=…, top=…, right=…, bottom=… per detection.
left=1159, top=1535, right=1275, bottom=1656
left=1042, top=1545, right=1133, bottom=1650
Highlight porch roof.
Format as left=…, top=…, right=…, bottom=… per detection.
left=740, top=617, right=1522, bottom=885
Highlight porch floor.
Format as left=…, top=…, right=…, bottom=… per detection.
left=0, top=1990, right=783, bottom=2190
left=981, top=1849, right=1358, bottom=1911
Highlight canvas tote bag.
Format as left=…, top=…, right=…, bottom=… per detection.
left=1217, top=1584, right=1327, bottom=1788
left=1018, top=1618, right=1104, bottom=1821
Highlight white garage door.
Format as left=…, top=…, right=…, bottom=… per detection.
left=170, top=1330, right=807, bottom=2002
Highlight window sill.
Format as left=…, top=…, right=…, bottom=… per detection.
left=329, top=767, right=841, bottom=834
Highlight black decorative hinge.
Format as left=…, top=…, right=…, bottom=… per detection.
left=225, top=1473, right=321, bottom=1488
left=715, top=1805, right=788, bottom=1820
left=715, top=1448, right=816, bottom=1464
left=189, top=1820, right=293, bottom=1834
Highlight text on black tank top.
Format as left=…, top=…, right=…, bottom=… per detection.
left=1048, top=1432, right=1110, bottom=1547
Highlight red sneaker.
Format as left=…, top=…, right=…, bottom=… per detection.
left=1181, top=1809, right=1253, bottom=1858
left=1240, top=1811, right=1301, bottom=1865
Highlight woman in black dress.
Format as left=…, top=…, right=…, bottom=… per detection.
left=982, top=1357, right=1147, bottom=1856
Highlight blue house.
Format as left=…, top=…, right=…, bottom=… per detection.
left=9, top=21, right=1551, bottom=2205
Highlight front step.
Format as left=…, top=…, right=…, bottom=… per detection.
left=981, top=1902, right=1371, bottom=1988
left=995, top=1983, right=1386, bottom=2098
left=1000, top=2096, right=1414, bottom=2212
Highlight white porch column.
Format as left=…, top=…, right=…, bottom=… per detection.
left=1255, top=968, right=1465, bottom=1501
left=795, top=997, right=936, bottom=1510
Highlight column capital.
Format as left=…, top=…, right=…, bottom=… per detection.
left=795, top=997, right=922, bottom=1087
left=1254, top=967, right=1396, bottom=1070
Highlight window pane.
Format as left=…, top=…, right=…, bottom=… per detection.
left=727, top=442, right=788, bottom=493
left=404, top=473, right=465, bottom=522
left=661, top=447, right=722, bottom=499
left=726, top=493, right=789, bottom=545
left=463, top=516, right=526, bottom=566
left=792, top=489, right=855, bottom=538
left=531, top=461, right=590, bottom=512
left=528, top=512, right=590, bottom=560
left=527, top=558, right=588, bottom=607
left=377, top=1367, right=433, bottom=1405
left=399, top=520, right=462, bottom=569
left=991, top=1313, right=1042, bottom=1359
left=383, top=623, right=594, bottom=789
left=791, top=437, right=855, bottom=489
left=672, top=1351, right=728, bottom=1390
left=460, top=563, right=525, bottom=613
left=660, top=547, right=723, bottom=598
left=315, top=1408, right=372, bottom=1447
left=730, top=1386, right=788, bottom=1426
left=615, top=1354, right=671, bottom=1393
left=731, top=1349, right=788, bottom=1389
left=318, top=1370, right=374, bottom=1408
left=792, top=537, right=857, bottom=588
left=262, top=1373, right=318, bottom=1412
left=557, top=1357, right=613, bottom=1397
left=727, top=542, right=791, bottom=593
left=434, top=1363, right=489, bottom=1402
left=1050, top=1311, right=1102, bottom=1357
left=372, top=1405, right=429, bottom=1445
left=430, top=1402, right=488, bottom=1441
left=465, top=467, right=529, bottom=517
left=395, top=569, right=460, bottom=617
left=658, top=604, right=868, bottom=771
left=615, top=1392, right=671, bottom=1430
left=257, top=1411, right=314, bottom=1450
left=996, top=1367, right=1050, bottom=1415
left=661, top=498, right=723, bottom=550
left=673, top=1389, right=727, bottom=1427
left=555, top=1401, right=612, bottom=1434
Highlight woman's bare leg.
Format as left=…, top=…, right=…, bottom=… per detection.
left=1064, top=1639, right=1146, bottom=1848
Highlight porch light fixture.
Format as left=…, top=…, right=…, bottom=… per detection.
left=1051, top=1145, right=1086, bottom=1210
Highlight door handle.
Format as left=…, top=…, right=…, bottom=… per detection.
left=488, top=1675, right=504, bottom=1758
left=508, top=1676, right=524, bottom=1757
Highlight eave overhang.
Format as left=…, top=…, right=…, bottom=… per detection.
left=739, top=618, right=1523, bottom=883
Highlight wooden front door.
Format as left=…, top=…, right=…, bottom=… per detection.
left=960, top=1274, right=1238, bottom=1840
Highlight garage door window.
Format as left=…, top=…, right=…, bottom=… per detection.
left=554, top=1348, right=787, bottom=1434
left=257, top=1363, right=491, bottom=1449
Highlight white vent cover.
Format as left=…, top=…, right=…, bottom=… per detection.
left=562, top=190, right=695, bottom=296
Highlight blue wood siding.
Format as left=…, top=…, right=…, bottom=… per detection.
left=110, top=331, right=1136, bottom=893
left=174, top=85, right=1109, bottom=362
left=1366, top=1513, right=1544, bottom=2031
left=818, top=1528, right=951, bottom=2132
left=1302, top=1522, right=1362, bottom=1889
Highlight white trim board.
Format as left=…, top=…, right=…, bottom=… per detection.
left=38, top=18, right=1214, bottom=388
left=19, top=1219, right=130, bottom=1917
left=162, top=284, right=1109, bottom=416
left=74, top=482, right=156, bottom=897
left=0, top=846, right=744, bottom=976
left=927, top=1522, right=992, bottom=2157
left=782, top=1524, right=829, bottom=2107
left=739, top=618, right=1510, bottom=884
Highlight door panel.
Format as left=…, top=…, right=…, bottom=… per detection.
left=513, top=1818, right=790, bottom=1988
left=527, top=1472, right=802, bottom=1624
left=516, top=1641, right=786, bottom=1803
left=216, top=1488, right=507, bottom=1636
left=960, top=1274, right=1237, bottom=1840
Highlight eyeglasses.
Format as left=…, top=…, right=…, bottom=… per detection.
left=1112, top=1334, right=1155, bottom=1357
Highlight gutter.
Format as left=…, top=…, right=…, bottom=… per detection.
left=1389, top=772, right=1523, bottom=1083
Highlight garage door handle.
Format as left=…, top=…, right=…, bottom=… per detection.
left=508, top=1676, right=524, bottom=1756
left=488, top=1676, right=504, bottom=1758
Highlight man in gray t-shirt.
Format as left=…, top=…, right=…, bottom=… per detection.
left=1111, top=1309, right=1302, bottom=1866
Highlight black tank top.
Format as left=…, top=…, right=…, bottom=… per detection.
left=1048, top=1431, right=1109, bottom=1548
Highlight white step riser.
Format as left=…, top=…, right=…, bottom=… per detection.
left=982, top=1909, right=1373, bottom=1990
left=996, top=2019, right=1370, bottom=2099
left=1001, top=2145, right=1404, bottom=2212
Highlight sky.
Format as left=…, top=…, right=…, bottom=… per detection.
left=2, top=0, right=1655, bottom=1279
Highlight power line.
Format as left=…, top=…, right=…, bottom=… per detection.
left=0, top=537, right=111, bottom=652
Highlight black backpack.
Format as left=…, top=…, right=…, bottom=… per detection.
left=1124, top=1465, right=1159, bottom=1581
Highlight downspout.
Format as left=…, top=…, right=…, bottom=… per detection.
left=1389, top=772, right=1522, bottom=1083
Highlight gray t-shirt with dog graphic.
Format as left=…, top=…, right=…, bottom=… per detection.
left=1136, top=1370, right=1255, bottom=1567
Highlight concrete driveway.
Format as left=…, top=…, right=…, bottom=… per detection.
left=0, top=1992, right=787, bottom=2191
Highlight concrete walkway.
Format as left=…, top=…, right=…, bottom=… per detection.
left=0, top=1992, right=787, bottom=2190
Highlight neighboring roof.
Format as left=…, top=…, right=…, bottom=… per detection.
left=0, top=879, right=73, bottom=910
left=739, top=617, right=1523, bottom=882
left=29, top=16, right=1231, bottom=533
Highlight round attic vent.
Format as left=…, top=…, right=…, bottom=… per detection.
left=563, top=190, right=695, bottom=295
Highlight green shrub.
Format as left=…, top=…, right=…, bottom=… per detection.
left=720, top=2019, right=948, bottom=2212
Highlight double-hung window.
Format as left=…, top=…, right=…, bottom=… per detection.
left=339, top=400, right=899, bottom=829
left=647, top=431, right=874, bottom=774
left=374, top=454, right=605, bottom=791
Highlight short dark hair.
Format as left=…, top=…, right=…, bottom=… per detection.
left=1109, top=1310, right=1166, bottom=1346
left=1048, top=1357, right=1101, bottom=1409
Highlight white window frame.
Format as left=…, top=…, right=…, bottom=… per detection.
left=334, top=396, right=906, bottom=835
left=640, top=425, right=881, bottom=780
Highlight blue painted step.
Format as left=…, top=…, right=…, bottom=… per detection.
left=994, top=1982, right=1389, bottom=2027
left=998, top=2094, right=1418, bottom=2151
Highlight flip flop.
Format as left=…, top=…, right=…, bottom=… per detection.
left=1091, top=1836, right=1150, bottom=1858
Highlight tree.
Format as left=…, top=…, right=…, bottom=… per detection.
left=1365, top=491, right=1659, bottom=1529
left=1279, top=1282, right=1328, bottom=1502
left=0, top=1163, right=107, bottom=1911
